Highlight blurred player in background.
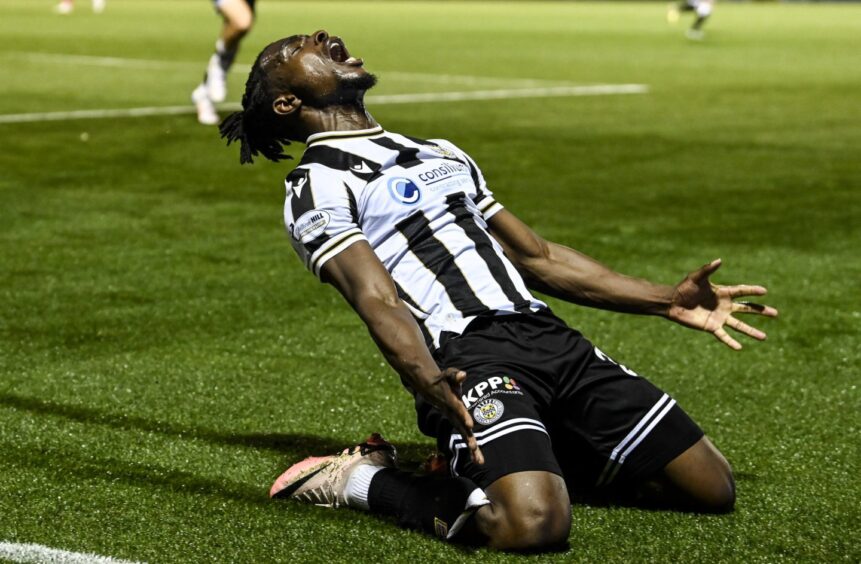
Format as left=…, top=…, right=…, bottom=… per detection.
left=220, top=31, right=777, bottom=551
left=192, top=0, right=256, bottom=125
left=667, top=0, right=714, bottom=40
left=55, top=0, right=105, bottom=14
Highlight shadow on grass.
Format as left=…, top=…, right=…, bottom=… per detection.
left=0, top=440, right=269, bottom=507
left=0, top=394, right=434, bottom=464
left=0, top=391, right=437, bottom=470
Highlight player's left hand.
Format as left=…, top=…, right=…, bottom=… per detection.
left=667, top=259, right=779, bottom=350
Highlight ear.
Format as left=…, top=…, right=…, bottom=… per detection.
left=273, top=94, right=301, bottom=116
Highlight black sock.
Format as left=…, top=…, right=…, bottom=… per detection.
left=368, top=468, right=483, bottom=540
left=693, top=15, right=708, bottom=30
left=214, top=40, right=238, bottom=72
left=217, top=49, right=237, bottom=72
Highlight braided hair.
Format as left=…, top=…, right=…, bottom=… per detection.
left=219, top=40, right=300, bottom=164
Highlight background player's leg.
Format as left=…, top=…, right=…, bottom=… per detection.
left=687, top=0, right=712, bottom=39
left=207, top=0, right=254, bottom=103
left=668, top=0, right=696, bottom=26
left=216, top=0, right=254, bottom=54
left=693, top=0, right=713, bottom=29
left=193, top=0, right=254, bottom=124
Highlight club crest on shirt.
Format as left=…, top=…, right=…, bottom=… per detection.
left=473, top=398, right=504, bottom=425
left=294, top=209, right=330, bottom=242
left=428, top=144, right=457, bottom=159
left=387, top=177, right=422, bottom=205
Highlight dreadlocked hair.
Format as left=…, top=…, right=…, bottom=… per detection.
left=219, top=49, right=294, bottom=165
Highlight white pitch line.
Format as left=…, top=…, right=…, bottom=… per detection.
left=371, top=70, right=570, bottom=88
left=10, top=52, right=193, bottom=71
left=0, top=84, right=648, bottom=125
left=370, top=84, right=649, bottom=104
left=6, top=52, right=574, bottom=87
left=0, top=104, right=239, bottom=124
left=0, top=541, right=144, bottom=564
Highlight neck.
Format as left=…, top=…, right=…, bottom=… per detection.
left=299, top=102, right=378, bottom=142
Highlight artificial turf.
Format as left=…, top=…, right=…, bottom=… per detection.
left=0, top=1, right=858, bottom=562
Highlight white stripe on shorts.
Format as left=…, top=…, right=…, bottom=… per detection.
left=449, top=417, right=548, bottom=477
left=595, top=393, right=677, bottom=487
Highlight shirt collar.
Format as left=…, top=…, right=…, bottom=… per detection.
left=306, top=125, right=385, bottom=146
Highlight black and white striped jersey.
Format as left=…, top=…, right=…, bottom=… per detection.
left=283, top=125, right=546, bottom=350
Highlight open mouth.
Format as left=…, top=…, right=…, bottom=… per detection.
left=328, top=36, right=363, bottom=66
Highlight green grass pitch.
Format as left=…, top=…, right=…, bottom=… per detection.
left=0, top=0, right=859, bottom=561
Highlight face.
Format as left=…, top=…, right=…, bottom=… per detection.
left=261, top=30, right=376, bottom=108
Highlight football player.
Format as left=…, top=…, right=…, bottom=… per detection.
left=668, top=0, right=715, bottom=40
left=220, top=31, right=777, bottom=550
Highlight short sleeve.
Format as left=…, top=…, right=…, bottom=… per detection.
left=283, top=165, right=366, bottom=278
left=430, top=138, right=504, bottom=220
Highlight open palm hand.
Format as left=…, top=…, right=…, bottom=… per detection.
left=668, top=259, right=779, bottom=350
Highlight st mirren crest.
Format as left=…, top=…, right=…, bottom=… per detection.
left=429, top=144, right=457, bottom=159
left=473, top=398, right=504, bottom=425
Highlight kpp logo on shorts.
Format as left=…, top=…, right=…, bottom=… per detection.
left=462, top=376, right=521, bottom=408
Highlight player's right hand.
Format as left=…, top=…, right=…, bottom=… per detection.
left=423, top=368, right=484, bottom=465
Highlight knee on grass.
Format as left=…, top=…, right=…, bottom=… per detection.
left=699, top=463, right=735, bottom=513
left=659, top=437, right=736, bottom=513
left=689, top=443, right=736, bottom=513
left=482, top=493, right=571, bottom=551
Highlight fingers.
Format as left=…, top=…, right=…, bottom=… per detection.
left=726, top=315, right=766, bottom=341
left=443, top=368, right=466, bottom=388
left=726, top=285, right=768, bottom=299
left=441, top=368, right=485, bottom=464
left=721, top=283, right=780, bottom=321
left=467, top=434, right=485, bottom=465
left=690, top=258, right=722, bottom=283
left=713, top=327, right=742, bottom=350
left=732, top=301, right=779, bottom=317
left=453, top=402, right=484, bottom=464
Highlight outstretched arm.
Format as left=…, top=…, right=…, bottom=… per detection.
left=487, top=209, right=778, bottom=349
left=320, top=241, right=484, bottom=463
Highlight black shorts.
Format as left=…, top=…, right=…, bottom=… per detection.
left=417, top=310, right=704, bottom=492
